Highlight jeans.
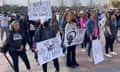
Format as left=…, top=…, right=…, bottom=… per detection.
left=105, top=36, right=115, bottom=54
left=9, top=50, right=31, bottom=72
left=81, top=31, right=88, bottom=49
left=42, top=58, right=59, bottom=72
left=1, top=27, right=9, bottom=41
left=87, top=36, right=97, bottom=57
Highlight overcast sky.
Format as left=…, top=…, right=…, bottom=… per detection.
left=0, top=0, right=107, bottom=6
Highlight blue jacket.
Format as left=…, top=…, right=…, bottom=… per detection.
left=86, top=18, right=100, bottom=37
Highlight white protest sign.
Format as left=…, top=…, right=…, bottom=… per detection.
left=28, top=1, right=52, bottom=21
left=36, top=37, right=63, bottom=65
left=92, top=39, right=104, bottom=64
left=64, top=29, right=86, bottom=47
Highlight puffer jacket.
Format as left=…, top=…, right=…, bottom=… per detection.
left=34, top=27, right=55, bottom=42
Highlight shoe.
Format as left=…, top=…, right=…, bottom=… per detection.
left=105, top=54, right=112, bottom=58
left=62, top=54, right=66, bottom=57
left=66, top=64, right=76, bottom=68
left=27, top=70, right=32, bottom=72
left=73, top=63, right=79, bottom=67
left=81, top=49, right=86, bottom=52
left=88, top=58, right=94, bottom=62
left=55, top=70, right=59, bottom=72
left=70, top=65, right=76, bottom=68
left=110, top=52, right=117, bottom=56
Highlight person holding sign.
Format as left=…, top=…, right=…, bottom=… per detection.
left=34, top=21, right=60, bottom=72
left=86, top=11, right=100, bottom=62
left=65, top=12, right=79, bottom=68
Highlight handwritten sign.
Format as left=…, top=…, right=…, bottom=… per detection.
left=28, top=1, right=52, bottom=21
left=92, top=39, right=104, bottom=64
left=36, top=37, right=63, bottom=65
left=64, top=29, right=86, bottom=47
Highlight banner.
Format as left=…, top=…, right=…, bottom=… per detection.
left=92, top=39, right=104, bottom=64
left=28, top=1, right=52, bottom=21
left=64, top=29, right=86, bottom=47
left=36, top=37, right=63, bottom=65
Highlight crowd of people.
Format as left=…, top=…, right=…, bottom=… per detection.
left=0, top=8, right=120, bottom=72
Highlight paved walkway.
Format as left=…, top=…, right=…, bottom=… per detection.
left=0, top=42, right=120, bottom=72
left=0, top=29, right=120, bottom=72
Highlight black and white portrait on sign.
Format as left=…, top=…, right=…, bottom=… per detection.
left=64, top=29, right=86, bottom=47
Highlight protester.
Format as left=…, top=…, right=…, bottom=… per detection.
left=115, top=12, right=120, bottom=42
left=49, top=14, right=59, bottom=34
left=111, top=13, right=118, bottom=42
left=76, top=12, right=80, bottom=27
left=86, top=11, right=100, bottom=62
left=1, top=21, right=32, bottom=72
left=0, top=12, right=9, bottom=41
left=60, top=12, right=68, bottom=54
left=34, top=21, right=60, bottom=72
left=116, top=12, right=120, bottom=28
left=56, top=26, right=66, bottom=54
left=79, top=11, right=88, bottom=52
left=28, top=20, right=37, bottom=50
left=104, top=12, right=117, bottom=57
left=19, top=14, right=31, bottom=49
left=65, top=12, right=79, bottom=68
left=28, top=20, right=39, bottom=64
left=10, top=13, right=16, bottom=24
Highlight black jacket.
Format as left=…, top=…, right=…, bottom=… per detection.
left=34, top=27, right=55, bottom=43
left=19, top=19, right=28, bottom=31
left=1, top=30, right=27, bottom=53
left=9, top=30, right=27, bottom=49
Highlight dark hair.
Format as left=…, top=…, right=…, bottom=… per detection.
left=4, top=12, right=7, bottom=14
left=44, top=21, right=49, bottom=27
left=105, top=12, right=111, bottom=20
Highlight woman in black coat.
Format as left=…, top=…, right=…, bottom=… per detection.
left=1, top=21, right=32, bottom=72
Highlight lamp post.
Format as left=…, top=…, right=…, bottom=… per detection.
left=2, top=0, right=5, bottom=12
left=28, top=0, right=30, bottom=5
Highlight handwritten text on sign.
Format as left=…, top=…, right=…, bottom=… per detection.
left=28, top=1, right=52, bottom=20
left=36, top=37, right=63, bottom=65
left=92, top=39, right=104, bottom=64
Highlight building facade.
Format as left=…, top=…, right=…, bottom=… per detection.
left=107, top=0, right=120, bottom=7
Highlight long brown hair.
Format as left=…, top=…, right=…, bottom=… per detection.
left=105, top=12, right=111, bottom=20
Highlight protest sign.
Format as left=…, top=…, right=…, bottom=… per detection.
left=36, top=37, right=63, bottom=65
left=64, top=29, right=86, bottom=47
left=28, top=1, right=52, bottom=21
left=92, top=39, right=104, bottom=64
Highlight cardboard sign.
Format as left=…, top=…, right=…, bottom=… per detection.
left=92, top=39, right=104, bottom=64
left=28, top=1, right=52, bottom=21
left=64, top=29, right=86, bottom=47
left=36, top=37, right=63, bottom=65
